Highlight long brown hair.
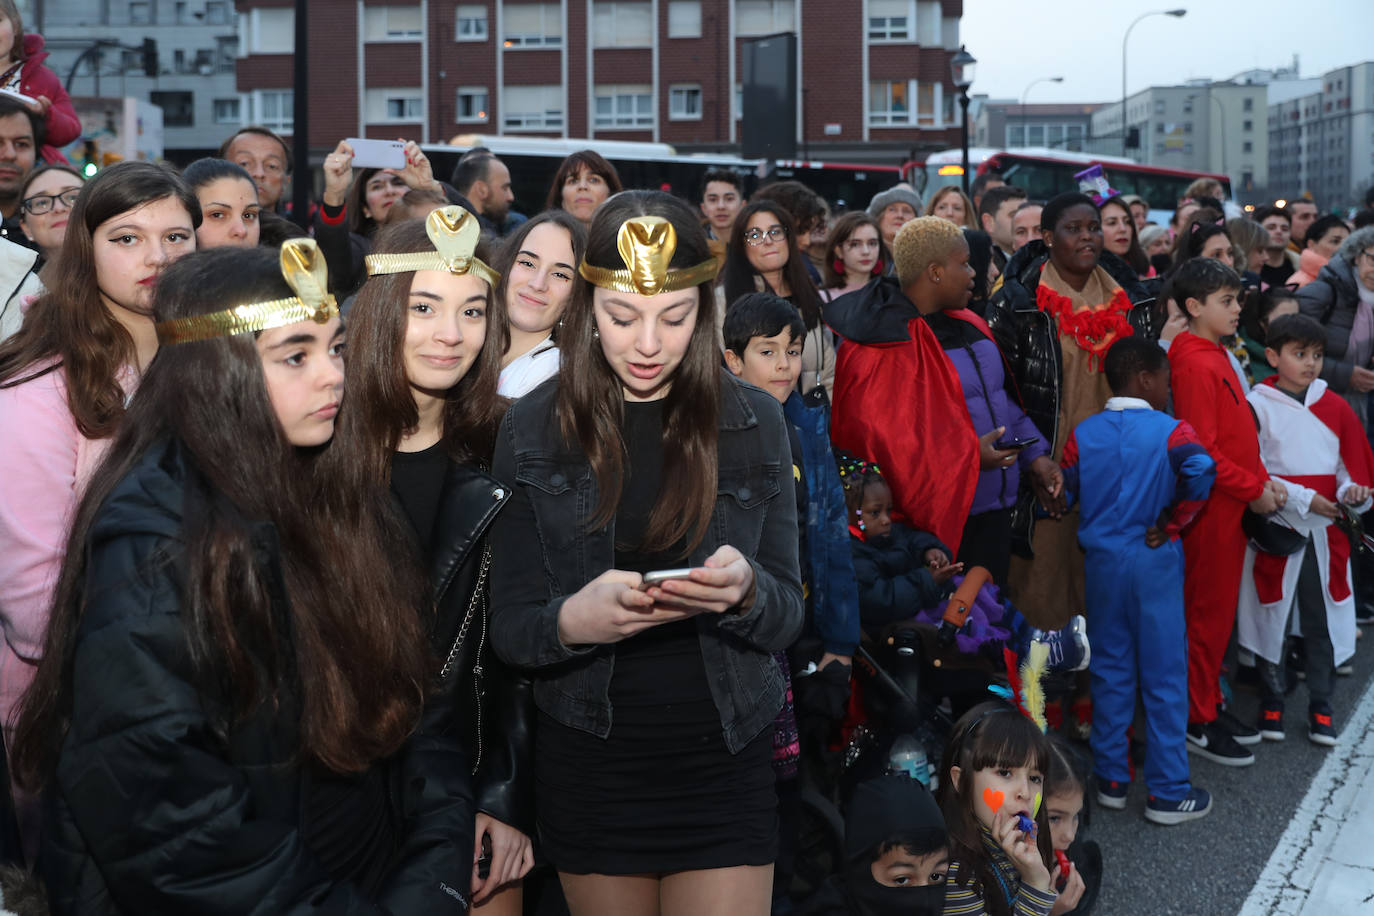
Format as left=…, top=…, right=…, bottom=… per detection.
left=821, top=210, right=890, bottom=288
left=324, top=217, right=509, bottom=493
left=558, top=190, right=720, bottom=555
left=543, top=150, right=623, bottom=213
left=491, top=209, right=588, bottom=346
left=936, top=702, right=1054, bottom=916
left=0, top=162, right=200, bottom=437
left=11, top=246, right=429, bottom=788
left=722, top=200, right=823, bottom=330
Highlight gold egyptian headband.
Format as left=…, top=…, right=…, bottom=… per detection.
left=155, top=239, right=338, bottom=345
left=364, top=205, right=501, bottom=289
left=578, top=216, right=719, bottom=296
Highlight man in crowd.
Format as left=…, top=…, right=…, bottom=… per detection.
left=1256, top=205, right=1298, bottom=288
left=0, top=97, right=39, bottom=249
left=970, top=171, right=1005, bottom=213
left=1012, top=199, right=1043, bottom=251
left=1286, top=199, right=1318, bottom=253
left=978, top=184, right=1027, bottom=271
left=219, top=126, right=291, bottom=213
left=451, top=150, right=514, bottom=236
left=699, top=167, right=743, bottom=250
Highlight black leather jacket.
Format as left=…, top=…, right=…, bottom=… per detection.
left=986, top=241, right=1159, bottom=447
left=43, top=439, right=475, bottom=915
left=487, top=372, right=805, bottom=753
left=425, top=462, right=534, bottom=834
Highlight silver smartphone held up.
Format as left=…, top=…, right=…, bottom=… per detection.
left=345, top=138, right=406, bottom=170
left=642, top=568, right=698, bottom=586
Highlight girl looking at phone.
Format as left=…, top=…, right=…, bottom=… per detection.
left=489, top=190, right=803, bottom=916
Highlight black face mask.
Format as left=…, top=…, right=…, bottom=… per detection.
left=844, top=862, right=946, bottom=916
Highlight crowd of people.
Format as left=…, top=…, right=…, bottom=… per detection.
left=0, top=42, right=1372, bottom=913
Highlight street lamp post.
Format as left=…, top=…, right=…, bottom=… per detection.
left=1019, top=76, right=1063, bottom=148
left=951, top=45, right=976, bottom=197
left=1121, top=9, right=1186, bottom=157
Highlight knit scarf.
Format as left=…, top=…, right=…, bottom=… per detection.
left=1036, top=261, right=1134, bottom=371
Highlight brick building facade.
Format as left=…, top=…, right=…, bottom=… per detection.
left=234, top=0, right=964, bottom=163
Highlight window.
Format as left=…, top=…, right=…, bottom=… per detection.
left=1243, top=141, right=1253, bottom=153
left=667, top=0, right=701, bottom=38
left=151, top=90, right=193, bottom=127
left=366, top=88, right=424, bottom=122
left=1183, top=121, right=1193, bottom=134
left=1008, top=124, right=1024, bottom=146
left=1182, top=97, right=1193, bottom=113
left=174, top=1, right=187, bottom=24
left=247, top=90, right=294, bottom=132
left=595, top=85, right=653, bottom=128
left=1242, top=119, right=1252, bottom=131
left=736, top=0, right=794, bottom=36
left=206, top=1, right=229, bottom=25
left=364, top=6, right=423, bottom=40
left=915, top=0, right=940, bottom=44
left=669, top=84, right=702, bottom=120
left=129, top=1, right=151, bottom=25
left=593, top=2, right=652, bottom=47
left=1154, top=99, right=1165, bottom=114
left=247, top=9, right=295, bottom=54
left=1065, top=123, right=1085, bottom=151
left=734, top=83, right=742, bottom=120
left=1026, top=124, right=1044, bottom=146
left=216, top=37, right=237, bottom=72
left=870, top=80, right=934, bottom=127
left=868, top=0, right=910, bottom=41
left=1243, top=97, right=1253, bottom=112
left=457, top=87, right=489, bottom=123
left=456, top=4, right=488, bottom=40
left=213, top=98, right=241, bottom=124
left=503, top=85, right=563, bottom=130
left=504, top=3, right=562, bottom=47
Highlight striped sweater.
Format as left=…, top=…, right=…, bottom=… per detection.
left=942, top=828, right=1057, bottom=916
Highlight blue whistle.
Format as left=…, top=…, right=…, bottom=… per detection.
left=1016, top=814, right=1035, bottom=834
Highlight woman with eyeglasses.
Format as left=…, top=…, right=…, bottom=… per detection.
left=722, top=200, right=834, bottom=400
left=18, top=164, right=82, bottom=265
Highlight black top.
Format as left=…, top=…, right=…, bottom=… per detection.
left=302, top=767, right=400, bottom=896
left=609, top=400, right=712, bottom=711
left=390, top=442, right=450, bottom=559
left=1260, top=258, right=1296, bottom=289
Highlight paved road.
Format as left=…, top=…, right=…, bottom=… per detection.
left=1085, top=627, right=1374, bottom=915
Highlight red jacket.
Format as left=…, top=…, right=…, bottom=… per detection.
left=1168, top=330, right=1266, bottom=505
left=14, top=34, right=81, bottom=164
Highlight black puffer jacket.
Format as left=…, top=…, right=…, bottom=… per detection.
left=985, top=241, right=1159, bottom=447
left=43, top=439, right=475, bottom=915
left=424, top=462, right=535, bottom=834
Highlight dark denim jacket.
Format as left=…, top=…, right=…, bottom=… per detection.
left=488, top=371, right=805, bottom=753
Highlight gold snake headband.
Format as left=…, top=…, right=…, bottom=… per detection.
left=577, top=216, right=719, bottom=296
left=364, top=205, right=501, bottom=289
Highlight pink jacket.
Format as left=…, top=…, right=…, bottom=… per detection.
left=1290, top=248, right=1328, bottom=290
left=0, top=361, right=126, bottom=731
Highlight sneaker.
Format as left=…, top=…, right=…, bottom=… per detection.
left=1186, top=722, right=1256, bottom=766
left=1258, top=698, right=1285, bottom=741
left=1308, top=703, right=1337, bottom=746
left=1145, top=787, right=1213, bottom=825
left=1216, top=708, right=1262, bottom=746
left=1029, top=615, right=1091, bottom=672
left=1336, top=663, right=1354, bottom=676
left=1356, top=602, right=1374, bottom=624
left=1095, top=778, right=1128, bottom=810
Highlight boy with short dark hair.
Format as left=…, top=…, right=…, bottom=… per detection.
left=1060, top=337, right=1216, bottom=823
left=1168, top=259, right=1284, bottom=766
left=1237, top=314, right=1374, bottom=745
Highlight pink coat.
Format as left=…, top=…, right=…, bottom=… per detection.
left=13, top=34, right=81, bottom=164
left=1290, top=248, right=1329, bottom=290
left=0, top=361, right=128, bottom=734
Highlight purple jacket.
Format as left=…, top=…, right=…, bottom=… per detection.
left=925, top=313, right=1047, bottom=515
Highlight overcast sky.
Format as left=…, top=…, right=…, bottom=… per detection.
left=960, top=0, right=1372, bottom=105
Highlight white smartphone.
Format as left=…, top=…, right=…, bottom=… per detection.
left=346, top=138, right=406, bottom=170
left=642, top=568, right=699, bottom=586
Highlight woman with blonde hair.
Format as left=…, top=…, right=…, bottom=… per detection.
left=925, top=185, right=978, bottom=230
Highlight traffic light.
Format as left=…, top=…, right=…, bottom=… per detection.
left=142, top=38, right=158, bottom=77
left=81, top=139, right=98, bottom=177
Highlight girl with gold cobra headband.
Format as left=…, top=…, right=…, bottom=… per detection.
left=488, top=190, right=803, bottom=914
left=13, top=242, right=476, bottom=912
left=323, top=206, right=537, bottom=913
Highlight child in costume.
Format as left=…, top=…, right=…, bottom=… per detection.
left=1060, top=336, right=1215, bottom=823
left=1167, top=258, right=1284, bottom=766
left=1237, top=314, right=1374, bottom=746
left=935, top=699, right=1061, bottom=916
